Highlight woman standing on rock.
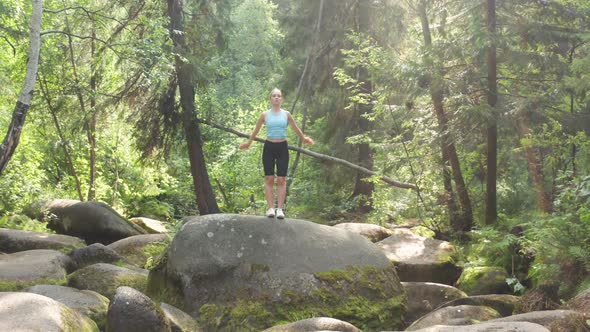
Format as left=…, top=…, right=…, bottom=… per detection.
left=239, top=88, right=314, bottom=219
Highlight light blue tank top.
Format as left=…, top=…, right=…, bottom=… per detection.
left=265, top=110, right=288, bottom=139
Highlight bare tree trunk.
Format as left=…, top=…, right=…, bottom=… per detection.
left=287, top=0, right=324, bottom=193
left=62, top=4, right=95, bottom=200
left=569, top=43, right=578, bottom=177
left=517, top=111, right=553, bottom=213
left=39, top=75, right=84, bottom=201
left=350, top=0, right=374, bottom=213
left=418, top=1, right=472, bottom=232
left=87, top=25, right=98, bottom=201
left=442, top=148, right=459, bottom=225
left=0, top=0, right=43, bottom=176
left=485, top=0, right=498, bottom=225
left=168, top=0, right=219, bottom=215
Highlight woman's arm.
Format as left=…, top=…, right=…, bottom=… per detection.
left=287, top=112, right=314, bottom=145
left=239, top=112, right=266, bottom=150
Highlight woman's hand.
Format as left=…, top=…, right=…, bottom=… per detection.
left=239, top=142, right=251, bottom=150
left=303, top=136, right=314, bottom=145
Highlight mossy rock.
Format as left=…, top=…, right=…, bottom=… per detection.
left=107, top=234, right=170, bottom=268
left=0, top=292, right=99, bottom=331
left=456, top=266, right=510, bottom=295
left=68, top=263, right=148, bottom=299
left=147, top=214, right=407, bottom=331
left=0, top=250, right=73, bottom=291
left=186, top=265, right=405, bottom=332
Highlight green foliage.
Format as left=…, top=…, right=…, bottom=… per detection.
left=523, top=175, right=590, bottom=296
left=506, top=276, right=526, bottom=295
left=0, top=214, right=52, bottom=233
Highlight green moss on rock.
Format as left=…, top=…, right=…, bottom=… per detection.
left=0, top=276, right=67, bottom=292
left=193, top=265, right=406, bottom=332
left=146, top=249, right=186, bottom=310
left=456, top=266, right=509, bottom=295
left=60, top=306, right=99, bottom=332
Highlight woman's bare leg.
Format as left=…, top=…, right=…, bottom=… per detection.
left=277, top=176, right=287, bottom=209
left=265, top=176, right=275, bottom=208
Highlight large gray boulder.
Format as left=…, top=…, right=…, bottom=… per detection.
left=0, top=292, right=98, bottom=331
left=0, top=228, right=86, bottom=254
left=437, top=294, right=521, bottom=317
left=406, top=305, right=501, bottom=330
left=455, top=266, right=510, bottom=295
left=385, top=321, right=550, bottom=331
left=70, top=243, right=126, bottom=269
left=376, top=229, right=461, bottom=285
left=332, top=222, right=394, bottom=242
left=106, top=286, right=171, bottom=332
left=68, top=263, right=148, bottom=300
left=129, top=217, right=168, bottom=234
left=486, top=309, right=587, bottom=327
left=147, top=214, right=406, bottom=331
left=0, top=249, right=74, bottom=291
left=24, top=199, right=146, bottom=244
left=263, top=317, right=361, bottom=331
left=25, top=284, right=109, bottom=330
left=402, top=282, right=467, bottom=326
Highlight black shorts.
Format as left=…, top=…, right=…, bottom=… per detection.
left=262, top=140, right=289, bottom=176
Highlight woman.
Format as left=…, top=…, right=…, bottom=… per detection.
left=239, top=88, right=314, bottom=219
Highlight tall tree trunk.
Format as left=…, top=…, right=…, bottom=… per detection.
left=0, top=0, right=43, bottom=175
left=569, top=43, right=577, bottom=177
left=418, top=1, right=473, bottom=232
left=442, top=148, right=459, bottom=225
left=517, top=111, right=552, bottom=213
left=39, top=75, right=84, bottom=201
left=350, top=0, right=374, bottom=213
left=287, top=0, right=324, bottom=194
left=63, top=4, right=94, bottom=200
left=168, top=0, right=219, bottom=215
left=87, top=24, right=98, bottom=201
left=485, top=0, right=498, bottom=225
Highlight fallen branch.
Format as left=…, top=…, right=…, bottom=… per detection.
left=196, top=117, right=417, bottom=190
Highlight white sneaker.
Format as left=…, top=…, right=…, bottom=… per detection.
left=276, top=209, right=285, bottom=219
left=266, top=208, right=275, bottom=218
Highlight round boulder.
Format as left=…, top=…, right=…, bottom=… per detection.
left=107, top=234, right=170, bottom=268
left=0, top=228, right=86, bottom=254
left=0, top=249, right=74, bottom=291
left=69, top=243, right=126, bottom=269
left=68, top=263, right=148, bottom=300
left=376, top=229, right=461, bottom=285
left=332, top=222, right=394, bottom=242
left=402, top=282, right=467, bottom=325
left=24, top=199, right=146, bottom=244
left=147, top=214, right=406, bottom=331
left=439, top=294, right=521, bottom=317
left=25, top=284, right=109, bottom=329
left=106, top=286, right=170, bottom=332
left=263, top=317, right=361, bottom=331
left=455, top=266, right=510, bottom=295
left=0, top=292, right=98, bottom=331
left=397, top=321, right=550, bottom=332
left=486, top=309, right=587, bottom=327
left=129, top=217, right=168, bottom=234
left=406, top=305, right=501, bottom=330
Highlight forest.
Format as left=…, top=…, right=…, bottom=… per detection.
left=1, top=0, right=590, bottom=315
